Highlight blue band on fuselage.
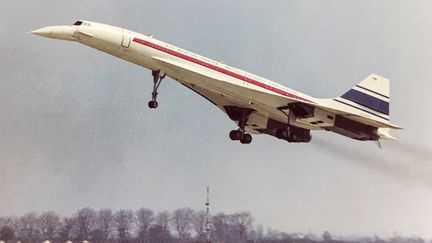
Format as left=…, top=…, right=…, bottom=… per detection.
left=341, top=89, right=389, bottom=115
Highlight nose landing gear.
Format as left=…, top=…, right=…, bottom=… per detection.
left=148, top=70, right=165, bottom=109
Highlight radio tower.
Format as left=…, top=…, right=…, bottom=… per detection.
left=205, top=185, right=211, bottom=243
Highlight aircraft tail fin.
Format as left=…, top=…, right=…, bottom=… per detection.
left=338, top=73, right=390, bottom=118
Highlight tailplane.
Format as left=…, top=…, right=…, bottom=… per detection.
left=378, top=127, right=396, bottom=140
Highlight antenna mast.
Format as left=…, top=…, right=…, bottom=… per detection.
left=205, top=185, right=211, bottom=243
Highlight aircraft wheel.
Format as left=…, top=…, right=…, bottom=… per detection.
left=229, top=130, right=237, bottom=140
left=229, top=130, right=242, bottom=140
left=240, top=134, right=252, bottom=144
left=148, top=100, right=158, bottom=109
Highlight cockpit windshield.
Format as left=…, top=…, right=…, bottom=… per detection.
left=73, top=21, right=91, bottom=27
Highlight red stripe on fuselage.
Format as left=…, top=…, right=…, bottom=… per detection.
left=133, top=37, right=312, bottom=103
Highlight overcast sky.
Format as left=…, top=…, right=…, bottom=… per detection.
left=1, top=0, right=432, bottom=238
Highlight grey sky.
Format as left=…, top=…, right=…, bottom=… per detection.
left=1, top=0, right=432, bottom=238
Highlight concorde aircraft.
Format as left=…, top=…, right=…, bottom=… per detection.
left=32, top=20, right=401, bottom=145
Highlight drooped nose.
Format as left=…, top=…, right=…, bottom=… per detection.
left=31, top=25, right=77, bottom=41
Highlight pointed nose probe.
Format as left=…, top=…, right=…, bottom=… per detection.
left=31, top=25, right=77, bottom=41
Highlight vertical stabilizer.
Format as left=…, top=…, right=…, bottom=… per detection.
left=338, top=74, right=390, bottom=118
left=334, top=74, right=399, bottom=141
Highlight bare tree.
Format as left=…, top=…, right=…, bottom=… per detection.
left=171, top=208, right=194, bottom=242
left=92, top=208, right=114, bottom=242
left=58, top=217, right=75, bottom=242
left=212, top=213, right=229, bottom=243
left=151, top=211, right=171, bottom=243
left=192, top=210, right=207, bottom=242
left=0, top=225, right=16, bottom=242
left=73, top=207, right=97, bottom=241
left=38, top=211, right=60, bottom=241
left=229, top=211, right=254, bottom=243
left=155, top=211, right=170, bottom=233
left=136, top=208, right=154, bottom=243
left=0, top=216, right=19, bottom=236
left=114, top=209, right=135, bottom=243
left=148, top=224, right=172, bottom=243
left=18, top=211, right=40, bottom=242
left=322, top=231, right=332, bottom=242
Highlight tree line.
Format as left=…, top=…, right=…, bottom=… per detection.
left=0, top=207, right=255, bottom=243
left=0, top=208, right=428, bottom=243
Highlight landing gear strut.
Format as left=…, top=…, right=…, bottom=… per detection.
left=226, top=107, right=254, bottom=144
left=148, top=70, right=165, bottom=109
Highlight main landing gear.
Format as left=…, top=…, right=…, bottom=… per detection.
left=229, top=130, right=252, bottom=144
left=148, top=70, right=165, bottom=109
left=225, top=107, right=254, bottom=144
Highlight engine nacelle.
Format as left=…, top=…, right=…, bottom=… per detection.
left=326, top=115, right=379, bottom=141
left=288, top=103, right=335, bottom=128
left=276, top=125, right=312, bottom=143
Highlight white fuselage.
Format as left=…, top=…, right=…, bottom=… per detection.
left=69, top=21, right=318, bottom=129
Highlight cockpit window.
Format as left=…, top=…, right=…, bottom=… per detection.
left=72, top=21, right=91, bottom=27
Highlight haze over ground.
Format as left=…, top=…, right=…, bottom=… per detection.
left=1, top=0, right=432, bottom=238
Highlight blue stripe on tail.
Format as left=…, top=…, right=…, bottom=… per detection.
left=341, top=89, right=389, bottom=115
